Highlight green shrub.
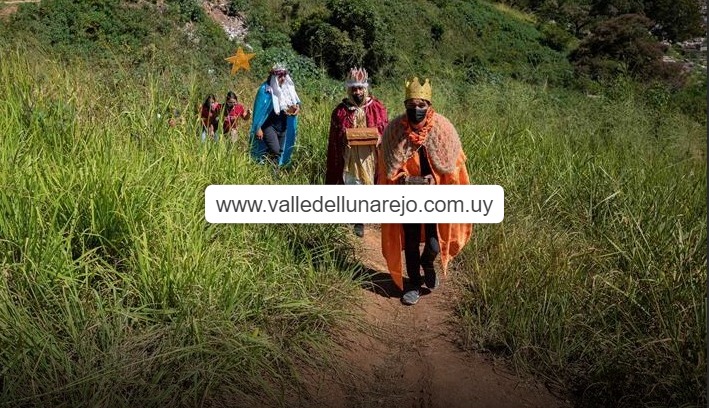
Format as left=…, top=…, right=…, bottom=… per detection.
left=570, top=14, right=687, bottom=86
left=538, top=21, right=575, bottom=51
left=228, top=0, right=249, bottom=16
left=168, top=0, right=204, bottom=22
left=252, top=46, right=323, bottom=83
left=290, top=0, right=396, bottom=80
left=291, top=18, right=364, bottom=78
left=431, top=22, right=445, bottom=42
left=668, top=73, right=708, bottom=124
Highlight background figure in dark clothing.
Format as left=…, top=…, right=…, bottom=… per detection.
left=260, top=104, right=289, bottom=162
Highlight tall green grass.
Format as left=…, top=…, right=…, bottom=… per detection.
left=0, top=46, right=360, bottom=407
left=453, top=81, right=706, bottom=408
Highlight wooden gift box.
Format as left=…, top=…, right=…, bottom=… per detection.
left=345, top=127, right=379, bottom=146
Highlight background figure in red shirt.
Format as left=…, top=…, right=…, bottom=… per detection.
left=223, top=91, right=252, bottom=145
left=199, top=94, right=221, bottom=142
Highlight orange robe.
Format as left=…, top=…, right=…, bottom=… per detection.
left=377, top=112, right=473, bottom=290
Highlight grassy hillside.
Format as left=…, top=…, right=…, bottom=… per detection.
left=243, top=0, right=574, bottom=84
left=1, top=0, right=573, bottom=85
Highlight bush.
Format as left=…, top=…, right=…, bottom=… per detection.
left=431, top=22, right=445, bottom=42
left=569, top=14, right=687, bottom=86
left=227, top=0, right=248, bottom=16
left=259, top=30, right=292, bottom=49
left=290, top=0, right=396, bottom=81
left=668, top=73, right=708, bottom=124
left=452, top=0, right=573, bottom=85
left=252, top=46, right=322, bottom=83
left=168, top=0, right=204, bottom=22
left=291, top=18, right=363, bottom=79
left=538, top=21, right=575, bottom=51
left=6, top=0, right=186, bottom=61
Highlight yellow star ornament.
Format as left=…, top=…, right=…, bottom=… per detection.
left=225, top=47, right=255, bottom=75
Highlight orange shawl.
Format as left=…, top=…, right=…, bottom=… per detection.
left=377, top=112, right=473, bottom=291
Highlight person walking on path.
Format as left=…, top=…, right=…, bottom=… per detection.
left=222, top=90, right=252, bottom=146
left=249, top=63, right=301, bottom=167
left=326, top=67, right=388, bottom=237
left=377, top=77, right=472, bottom=306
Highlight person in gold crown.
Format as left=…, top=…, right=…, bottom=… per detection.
left=377, top=77, right=472, bottom=305
left=326, top=67, right=389, bottom=237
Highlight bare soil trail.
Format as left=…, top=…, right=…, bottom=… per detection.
left=0, top=0, right=39, bottom=19
left=291, top=225, right=570, bottom=408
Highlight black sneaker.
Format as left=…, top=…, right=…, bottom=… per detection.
left=401, top=288, right=421, bottom=305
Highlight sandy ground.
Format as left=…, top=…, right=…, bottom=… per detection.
left=289, top=225, right=570, bottom=408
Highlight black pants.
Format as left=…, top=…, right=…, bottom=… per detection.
left=263, top=125, right=285, bottom=161
left=402, top=224, right=440, bottom=287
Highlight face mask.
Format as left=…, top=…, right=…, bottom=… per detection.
left=406, top=107, right=427, bottom=124
left=352, top=94, right=364, bottom=105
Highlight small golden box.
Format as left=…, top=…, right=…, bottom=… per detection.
left=345, top=127, right=379, bottom=146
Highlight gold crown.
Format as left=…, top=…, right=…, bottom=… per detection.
left=405, top=77, right=432, bottom=101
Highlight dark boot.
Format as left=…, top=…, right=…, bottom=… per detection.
left=402, top=224, right=423, bottom=304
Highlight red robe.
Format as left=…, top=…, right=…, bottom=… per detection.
left=325, top=97, right=388, bottom=185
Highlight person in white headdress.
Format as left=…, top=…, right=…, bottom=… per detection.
left=326, top=67, right=389, bottom=237
left=249, top=63, right=302, bottom=166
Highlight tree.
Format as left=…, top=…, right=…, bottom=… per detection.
left=589, top=0, right=704, bottom=41
left=290, top=0, right=395, bottom=80
left=569, top=14, right=687, bottom=86
left=644, top=0, right=704, bottom=41
left=539, top=0, right=595, bottom=37
left=291, top=17, right=365, bottom=78
left=590, top=0, right=644, bottom=17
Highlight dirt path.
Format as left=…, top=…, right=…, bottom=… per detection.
left=292, top=225, right=570, bottom=408
left=0, top=0, right=39, bottom=20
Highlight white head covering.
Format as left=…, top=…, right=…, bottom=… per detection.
left=268, top=64, right=300, bottom=113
